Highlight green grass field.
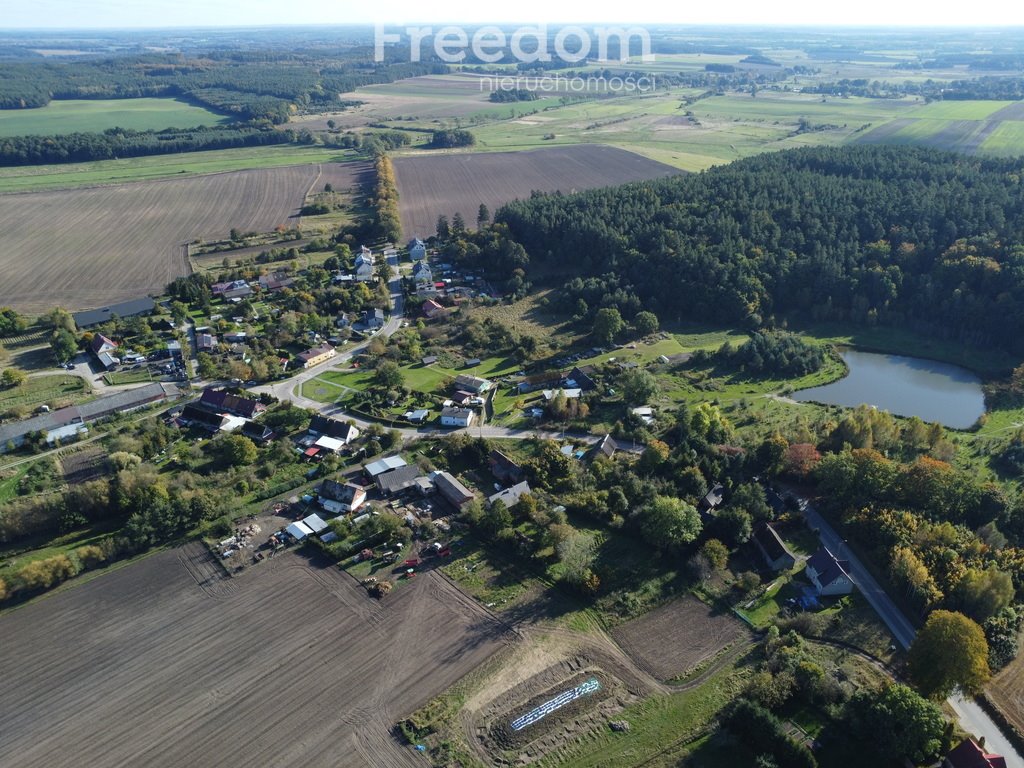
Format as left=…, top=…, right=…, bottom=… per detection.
left=553, top=650, right=754, bottom=768
left=462, top=90, right=928, bottom=171
left=905, top=100, right=1012, bottom=120
left=0, top=375, right=89, bottom=414
left=0, top=98, right=233, bottom=138
left=103, top=369, right=153, bottom=386
left=0, top=145, right=354, bottom=194
left=0, top=464, right=30, bottom=504
left=982, top=120, right=1024, bottom=156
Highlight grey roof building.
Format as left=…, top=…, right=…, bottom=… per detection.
left=73, top=297, right=156, bottom=329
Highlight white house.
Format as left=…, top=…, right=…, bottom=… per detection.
left=354, top=250, right=375, bottom=281
left=412, top=261, right=435, bottom=295
left=317, top=479, right=367, bottom=514
left=408, top=238, right=426, bottom=260
left=805, top=547, right=855, bottom=596
left=440, top=406, right=476, bottom=428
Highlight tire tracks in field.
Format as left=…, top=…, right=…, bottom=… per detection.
left=176, top=541, right=234, bottom=599
left=296, top=163, right=323, bottom=227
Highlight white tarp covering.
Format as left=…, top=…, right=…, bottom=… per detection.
left=365, top=455, right=407, bottom=477
left=314, top=435, right=345, bottom=452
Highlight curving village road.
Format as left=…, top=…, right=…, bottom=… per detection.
left=798, top=493, right=1023, bottom=767
left=249, top=252, right=1023, bottom=762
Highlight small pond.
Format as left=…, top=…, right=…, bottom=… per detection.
left=792, top=349, right=985, bottom=429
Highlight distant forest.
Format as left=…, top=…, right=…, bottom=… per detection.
left=0, top=52, right=446, bottom=165
left=491, top=146, right=1024, bottom=355
left=0, top=126, right=298, bottom=166
left=0, top=53, right=447, bottom=121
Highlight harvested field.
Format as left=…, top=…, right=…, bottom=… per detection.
left=920, top=119, right=986, bottom=150
left=288, top=74, right=499, bottom=132
left=989, top=102, right=1024, bottom=121
left=0, top=544, right=508, bottom=768
left=856, top=118, right=920, bottom=144
left=392, top=144, right=681, bottom=238
left=0, top=161, right=366, bottom=314
left=611, top=595, right=751, bottom=682
left=989, top=653, right=1024, bottom=737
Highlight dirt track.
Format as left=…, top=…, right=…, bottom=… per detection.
left=0, top=543, right=508, bottom=768
left=392, top=144, right=681, bottom=238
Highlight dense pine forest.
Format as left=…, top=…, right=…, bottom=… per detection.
left=493, top=146, right=1024, bottom=355
left=0, top=125, right=296, bottom=165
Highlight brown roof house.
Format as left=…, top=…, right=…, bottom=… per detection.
left=489, top=449, right=525, bottom=484
left=752, top=523, right=797, bottom=572
left=434, top=471, right=475, bottom=509
left=944, top=738, right=1007, bottom=768
left=198, top=388, right=266, bottom=419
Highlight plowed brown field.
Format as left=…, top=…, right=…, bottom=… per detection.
left=0, top=162, right=365, bottom=314
left=611, top=595, right=750, bottom=682
left=392, top=144, right=681, bottom=239
left=0, top=544, right=508, bottom=768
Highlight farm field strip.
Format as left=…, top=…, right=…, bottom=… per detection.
left=392, top=144, right=681, bottom=238
left=0, top=546, right=507, bottom=768
left=0, top=146, right=355, bottom=194
left=0, top=97, right=233, bottom=138
left=0, top=162, right=365, bottom=313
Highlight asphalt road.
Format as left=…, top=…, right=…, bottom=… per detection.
left=799, top=495, right=1023, bottom=767
left=250, top=251, right=624, bottom=447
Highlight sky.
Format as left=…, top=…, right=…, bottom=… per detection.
left=5, top=0, right=1024, bottom=29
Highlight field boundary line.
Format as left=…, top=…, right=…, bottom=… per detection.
left=0, top=157, right=335, bottom=198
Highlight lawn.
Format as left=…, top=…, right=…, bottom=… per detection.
left=0, top=145, right=355, bottom=194
left=735, top=576, right=798, bottom=628
left=300, top=368, right=373, bottom=403
left=441, top=546, right=534, bottom=609
left=0, top=464, right=30, bottom=504
left=0, top=375, right=89, bottom=413
left=0, top=520, right=123, bottom=572
left=660, top=344, right=847, bottom=410
left=103, top=369, right=153, bottom=386
left=0, top=98, right=233, bottom=138
left=302, top=356, right=521, bottom=407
